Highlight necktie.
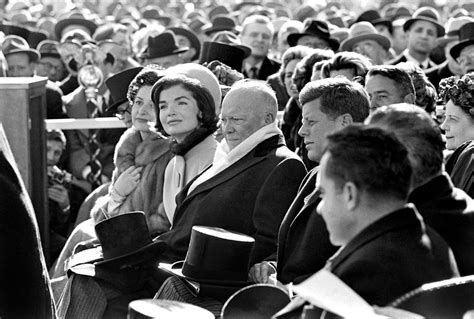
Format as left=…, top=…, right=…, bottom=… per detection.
left=249, top=66, right=258, bottom=79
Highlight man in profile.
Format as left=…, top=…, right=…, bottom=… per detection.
left=317, top=125, right=458, bottom=305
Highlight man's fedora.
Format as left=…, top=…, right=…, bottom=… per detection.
left=450, top=22, right=474, bottom=60
left=437, top=17, right=474, bottom=47
left=159, top=226, right=254, bottom=286
left=140, top=31, right=189, bottom=60
left=287, top=19, right=340, bottom=51
left=2, top=35, right=40, bottom=62
left=141, top=5, right=172, bottom=27
left=199, top=41, right=249, bottom=72
left=211, top=30, right=252, bottom=57
left=341, top=21, right=391, bottom=52
left=68, top=211, right=167, bottom=271
left=202, top=15, right=239, bottom=36
left=403, top=6, right=445, bottom=37
left=105, top=67, right=143, bottom=113
left=356, top=9, right=392, bottom=32
left=37, top=40, right=61, bottom=59
left=168, top=26, right=201, bottom=61
left=55, top=12, right=98, bottom=40
left=0, top=23, right=30, bottom=42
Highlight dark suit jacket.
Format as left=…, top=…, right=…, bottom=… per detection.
left=426, top=61, right=454, bottom=92
left=158, top=135, right=307, bottom=266
left=276, top=167, right=338, bottom=284
left=267, top=73, right=289, bottom=111
left=408, top=173, right=474, bottom=275
left=329, top=205, right=459, bottom=306
left=0, top=151, right=55, bottom=318
left=243, top=56, right=281, bottom=81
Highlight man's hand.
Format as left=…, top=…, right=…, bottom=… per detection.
left=113, top=166, right=143, bottom=197
left=48, top=184, right=70, bottom=211
left=249, top=261, right=276, bottom=283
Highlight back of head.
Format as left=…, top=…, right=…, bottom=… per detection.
left=321, top=51, right=373, bottom=80
left=367, top=103, right=444, bottom=188
left=292, top=49, right=334, bottom=92
left=324, top=124, right=412, bottom=201
left=299, top=77, right=370, bottom=123
left=367, top=65, right=415, bottom=98
left=397, top=62, right=437, bottom=113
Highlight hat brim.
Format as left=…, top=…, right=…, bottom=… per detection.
left=159, top=261, right=250, bottom=287
left=140, top=46, right=189, bottom=60
left=4, top=49, right=40, bottom=62
left=341, top=33, right=391, bottom=51
left=55, top=18, right=98, bottom=40
left=105, top=98, right=128, bottom=113
left=169, top=27, right=201, bottom=61
left=437, top=36, right=457, bottom=47
left=67, top=240, right=167, bottom=271
left=287, top=32, right=340, bottom=51
left=450, top=39, right=474, bottom=60
left=403, top=17, right=445, bottom=37
left=203, top=26, right=240, bottom=36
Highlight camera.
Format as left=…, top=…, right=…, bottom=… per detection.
left=48, top=166, right=72, bottom=187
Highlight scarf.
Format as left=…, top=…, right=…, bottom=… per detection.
left=187, top=122, right=282, bottom=195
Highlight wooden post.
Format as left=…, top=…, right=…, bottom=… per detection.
left=0, top=77, right=49, bottom=263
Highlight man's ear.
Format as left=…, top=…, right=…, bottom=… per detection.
left=264, top=112, right=275, bottom=124
left=404, top=93, right=416, bottom=104
left=337, top=113, right=354, bottom=128
left=343, top=181, right=360, bottom=211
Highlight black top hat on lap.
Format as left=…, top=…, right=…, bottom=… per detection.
left=287, top=19, right=340, bottom=51
left=140, top=31, right=189, bottom=60
left=68, top=211, right=167, bottom=271
left=160, top=226, right=254, bottom=286
left=450, top=22, right=474, bottom=60
left=105, top=67, right=143, bottom=113
left=199, top=41, right=249, bottom=71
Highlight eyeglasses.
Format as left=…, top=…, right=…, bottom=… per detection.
left=458, top=52, right=474, bottom=65
left=115, top=107, right=131, bottom=120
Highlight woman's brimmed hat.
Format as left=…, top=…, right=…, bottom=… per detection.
left=403, top=7, right=445, bottom=37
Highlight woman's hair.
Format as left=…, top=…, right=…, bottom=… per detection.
left=321, top=51, right=373, bottom=80
left=278, top=45, right=314, bottom=84
left=439, top=73, right=474, bottom=119
left=292, top=49, right=334, bottom=92
left=151, top=74, right=219, bottom=135
left=127, top=64, right=165, bottom=105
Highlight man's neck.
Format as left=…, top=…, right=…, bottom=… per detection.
left=407, top=48, right=429, bottom=64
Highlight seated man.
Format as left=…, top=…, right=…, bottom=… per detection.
left=317, top=124, right=458, bottom=306
left=158, top=79, right=307, bottom=265
left=250, top=77, right=370, bottom=285
left=368, top=104, right=474, bottom=275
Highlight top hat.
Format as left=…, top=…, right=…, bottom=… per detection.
left=37, top=40, right=61, bottom=59
left=202, top=15, right=239, bottom=36
left=140, top=31, right=188, bottom=60
left=287, top=19, right=340, bottom=51
left=128, top=299, right=214, bottom=319
left=105, top=67, right=143, bottom=113
left=220, top=284, right=290, bottom=319
left=437, top=17, right=474, bottom=46
left=168, top=26, right=201, bottom=61
left=55, top=13, right=98, bottom=40
left=159, top=226, right=254, bottom=285
left=199, top=41, right=249, bottom=72
left=450, top=22, right=474, bottom=60
left=141, top=5, right=171, bottom=27
left=2, top=35, right=40, bottom=62
left=68, top=212, right=167, bottom=272
left=403, top=7, right=445, bottom=37
left=341, top=21, right=391, bottom=52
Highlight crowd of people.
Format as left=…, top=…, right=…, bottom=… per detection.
left=1, top=0, right=474, bottom=318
